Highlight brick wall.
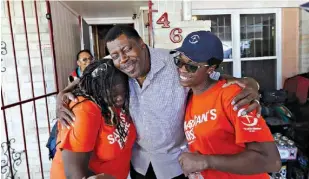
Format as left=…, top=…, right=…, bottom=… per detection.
left=299, top=9, right=309, bottom=73
left=1, top=1, right=79, bottom=178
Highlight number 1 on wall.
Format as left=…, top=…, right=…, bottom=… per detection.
left=156, top=12, right=170, bottom=28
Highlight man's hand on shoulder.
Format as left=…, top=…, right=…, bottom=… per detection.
left=221, top=75, right=261, bottom=117
left=56, top=79, right=80, bottom=128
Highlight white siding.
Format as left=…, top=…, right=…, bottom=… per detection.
left=50, top=1, right=80, bottom=90
left=299, top=9, right=309, bottom=73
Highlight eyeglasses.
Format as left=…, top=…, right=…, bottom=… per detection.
left=80, top=57, right=93, bottom=62
left=173, top=56, right=208, bottom=73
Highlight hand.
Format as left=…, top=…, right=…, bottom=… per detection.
left=223, top=78, right=261, bottom=117
left=83, top=173, right=116, bottom=179
left=178, top=152, right=209, bottom=176
left=56, top=79, right=79, bottom=128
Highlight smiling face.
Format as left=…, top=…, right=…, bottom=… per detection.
left=107, top=34, right=149, bottom=79
left=176, top=54, right=215, bottom=88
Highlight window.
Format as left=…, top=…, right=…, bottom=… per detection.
left=194, top=9, right=281, bottom=90
left=197, top=15, right=233, bottom=75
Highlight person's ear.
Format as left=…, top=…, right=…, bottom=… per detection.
left=138, top=39, right=146, bottom=49
left=77, top=60, right=81, bottom=66
left=207, top=65, right=217, bottom=75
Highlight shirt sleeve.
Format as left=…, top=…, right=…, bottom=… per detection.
left=59, top=100, right=102, bottom=152
left=222, top=86, right=274, bottom=145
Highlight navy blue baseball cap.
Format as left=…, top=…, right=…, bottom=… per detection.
left=172, top=31, right=223, bottom=63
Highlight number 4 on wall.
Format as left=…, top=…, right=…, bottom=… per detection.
left=156, top=12, right=170, bottom=28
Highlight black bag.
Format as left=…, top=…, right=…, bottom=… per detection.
left=261, top=90, right=287, bottom=104
left=46, top=122, right=59, bottom=160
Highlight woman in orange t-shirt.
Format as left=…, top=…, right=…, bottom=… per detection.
left=173, top=31, right=281, bottom=179
left=50, top=59, right=136, bottom=179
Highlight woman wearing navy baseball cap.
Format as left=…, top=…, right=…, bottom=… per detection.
left=174, top=31, right=281, bottom=179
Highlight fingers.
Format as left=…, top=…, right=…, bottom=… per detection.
left=233, top=81, right=246, bottom=88
left=61, top=112, right=75, bottom=128
left=58, top=116, right=70, bottom=129
left=66, top=93, right=78, bottom=102
left=62, top=106, right=76, bottom=122
left=222, top=80, right=246, bottom=89
left=234, top=93, right=256, bottom=110
left=232, top=89, right=250, bottom=106
left=245, top=100, right=261, bottom=118
left=63, top=78, right=80, bottom=92
left=257, top=105, right=262, bottom=118
left=222, top=81, right=234, bottom=88
left=178, top=154, right=183, bottom=163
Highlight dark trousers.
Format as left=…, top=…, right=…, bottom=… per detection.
left=130, top=163, right=188, bottom=179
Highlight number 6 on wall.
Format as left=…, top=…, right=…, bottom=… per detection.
left=170, top=28, right=183, bottom=43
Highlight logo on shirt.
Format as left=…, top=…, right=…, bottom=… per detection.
left=107, top=112, right=130, bottom=149
left=184, top=109, right=217, bottom=143
left=237, top=108, right=261, bottom=132
left=189, top=35, right=200, bottom=44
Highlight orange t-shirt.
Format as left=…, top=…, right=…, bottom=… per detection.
left=50, top=96, right=136, bottom=179
left=184, top=80, right=274, bottom=179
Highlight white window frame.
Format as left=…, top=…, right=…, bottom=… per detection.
left=192, top=8, right=282, bottom=89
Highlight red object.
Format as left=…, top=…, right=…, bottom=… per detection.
left=156, top=12, right=170, bottom=28
left=169, top=28, right=183, bottom=43
left=284, top=74, right=309, bottom=104
left=50, top=97, right=137, bottom=179
left=185, top=80, right=273, bottom=179
left=68, top=68, right=80, bottom=83
left=148, top=0, right=158, bottom=46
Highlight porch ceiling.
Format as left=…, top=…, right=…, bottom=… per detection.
left=63, top=1, right=148, bottom=18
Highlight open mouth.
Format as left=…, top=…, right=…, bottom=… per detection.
left=122, top=61, right=135, bottom=74
left=180, top=75, right=188, bottom=80
left=179, top=75, right=191, bottom=81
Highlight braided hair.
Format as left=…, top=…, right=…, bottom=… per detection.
left=72, top=59, right=130, bottom=147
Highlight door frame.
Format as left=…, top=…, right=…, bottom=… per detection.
left=83, top=17, right=140, bottom=58
left=84, top=17, right=139, bottom=30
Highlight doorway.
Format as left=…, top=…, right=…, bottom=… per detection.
left=92, top=24, right=134, bottom=59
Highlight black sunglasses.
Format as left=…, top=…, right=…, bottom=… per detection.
left=80, top=57, right=93, bottom=62
left=173, top=56, right=208, bottom=73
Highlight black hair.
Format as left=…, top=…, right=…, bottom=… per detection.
left=76, top=49, right=93, bottom=61
left=207, top=58, right=223, bottom=69
left=104, top=25, right=141, bottom=43
left=72, top=59, right=130, bottom=147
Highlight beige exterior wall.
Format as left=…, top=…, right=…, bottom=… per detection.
left=281, top=8, right=300, bottom=84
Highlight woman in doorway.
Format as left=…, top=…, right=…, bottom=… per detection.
left=68, top=49, right=94, bottom=83
left=51, top=59, right=136, bottom=179
left=175, top=31, right=281, bottom=179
